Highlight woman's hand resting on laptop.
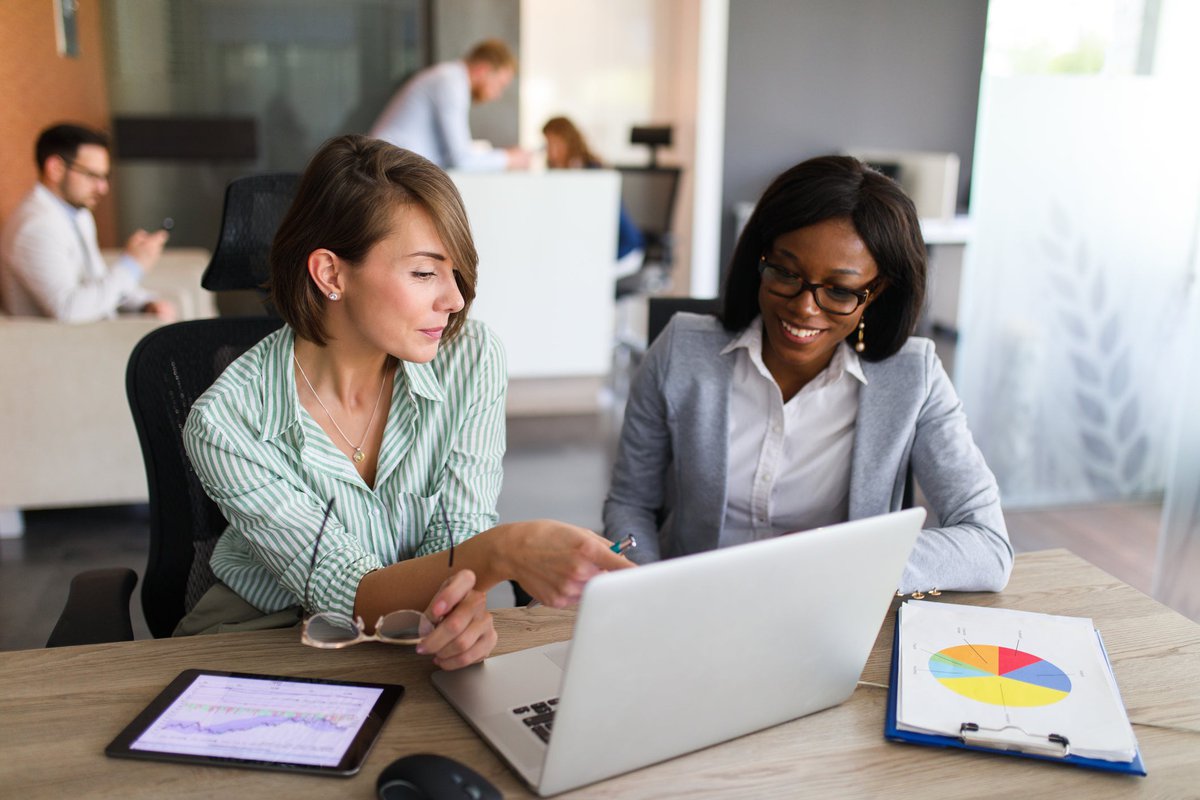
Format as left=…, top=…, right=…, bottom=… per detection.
left=417, top=569, right=497, bottom=670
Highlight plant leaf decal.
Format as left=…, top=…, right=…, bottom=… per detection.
left=1108, top=350, right=1131, bottom=394
left=1075, top=391, right=1106, bottom=426
left=1070, top=354, right=1101, bottom=385
left=1080, top=432, right=1115, bottom=461
left=1117, top=397, right=1138, bottom=439
left=1099, top=313, right=1119, bottom=351
left=1061, top=312, right=1088, bottom=339
left=1122, top=436, right=1149, bottom=482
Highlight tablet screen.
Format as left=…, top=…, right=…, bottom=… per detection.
left=106, top=669, right=403, bottom=776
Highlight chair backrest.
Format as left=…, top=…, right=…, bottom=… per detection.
left=200, top=173, right=300, bottom=291
left=614, top=166, right=682, bottom=263
left=647, top=296, right=721, bottom=345
left=126, top=316, right=283, bottom=637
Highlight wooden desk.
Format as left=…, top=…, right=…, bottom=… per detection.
left=2, top=550, right=1197, bottom=798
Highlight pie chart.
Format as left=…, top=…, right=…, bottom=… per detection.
left=929, top=644, right=1072, bottom=707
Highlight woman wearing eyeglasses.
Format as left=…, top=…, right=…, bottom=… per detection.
left=180, top=135, right=631, bottom=668
left=604, top=155, right=1012, bottom=593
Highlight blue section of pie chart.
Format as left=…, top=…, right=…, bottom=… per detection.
left=1001, top=661, right=1072, bottom=693
left=928, top=658, right=992, bottom=680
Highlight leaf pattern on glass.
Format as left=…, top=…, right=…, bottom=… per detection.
left=1099, top=313, right=1120, bottom=351
left=1074, top=392, right=1106, bottom=426
left=1069, top=354, right=1102, bottom=385
left=1117, top=397, right=1138, bottom=440
left=1049, top=204, right=1150, bottom=498
left=1123, top=436, right=1149, bottom=483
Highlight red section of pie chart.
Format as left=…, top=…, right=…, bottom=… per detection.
left=998, top=647, right=1043, bottom=675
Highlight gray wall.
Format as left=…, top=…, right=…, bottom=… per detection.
left=721, top=0, right=989, bottom=268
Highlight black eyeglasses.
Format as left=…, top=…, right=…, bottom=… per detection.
left=61, top=159, right=110, bottom=183
left=302, top=497, right=337, bottom=614
left=439, top=500, right=456, bottom=567
left=758, top=257, right=873, bottom=315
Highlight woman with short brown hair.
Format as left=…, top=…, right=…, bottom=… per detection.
left=182, top=135, right=631, bottom=668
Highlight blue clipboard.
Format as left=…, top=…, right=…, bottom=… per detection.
left=884, top=614, right=1146, bottom=776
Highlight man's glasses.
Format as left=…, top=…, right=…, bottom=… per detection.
left=299, top=497, right=456, bottom=649
left=62, top=159, right=110, bottom=183
left=758, top=257, right=872, bottom=315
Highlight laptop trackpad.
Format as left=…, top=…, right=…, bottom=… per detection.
left=541, top=640, right=570, bottom=671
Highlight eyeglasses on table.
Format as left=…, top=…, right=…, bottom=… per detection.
left=299, top=496, right=456, bottom=649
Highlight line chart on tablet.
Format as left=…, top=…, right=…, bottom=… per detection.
left=129, top=675, right=383, bottom=766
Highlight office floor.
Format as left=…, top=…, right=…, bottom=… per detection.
left=0, top=409, right=1166, bottom=652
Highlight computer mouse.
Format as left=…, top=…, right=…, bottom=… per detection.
left=376, top=753, right=502, bottom=800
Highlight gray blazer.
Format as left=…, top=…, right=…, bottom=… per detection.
left=603, top=313, right=1013, bottom=593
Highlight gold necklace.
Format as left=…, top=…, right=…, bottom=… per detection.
left=293, top=354, right=390, bottom=464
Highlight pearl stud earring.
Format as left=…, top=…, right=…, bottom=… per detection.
left=328, top=291, right=339, bottom=301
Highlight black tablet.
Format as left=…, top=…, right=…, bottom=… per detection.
left=106, top=669, right=403, bottom=776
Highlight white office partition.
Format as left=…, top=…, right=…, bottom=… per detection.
left=956, top=77, right=1200, bottom=507
left=451, top=170, right=619, bottom=380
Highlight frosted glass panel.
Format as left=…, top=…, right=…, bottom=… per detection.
left=1154, top=276, right=1200, bottom=621
left=957, top=76, right=1200, bottom=507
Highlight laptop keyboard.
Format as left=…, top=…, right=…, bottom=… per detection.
left=512, top=697, right=559, bottom=743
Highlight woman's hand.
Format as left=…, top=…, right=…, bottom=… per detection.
left=500, top=520, right=635, bottom=608
left=416, top=569, right=497, bottom=670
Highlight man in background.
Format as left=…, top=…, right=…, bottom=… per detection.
left=0, top=123, right=175, bottom=322
left=369, top=39, right=530, bottom=171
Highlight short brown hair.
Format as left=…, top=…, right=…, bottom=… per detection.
left=35, top=123, right=109, bottom=172
left=465, top=39, right=517, bottom=71
left=269, top=135, right=478, bottom=346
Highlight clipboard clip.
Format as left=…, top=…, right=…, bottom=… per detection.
left=959, top=723, right=1071, bottom=758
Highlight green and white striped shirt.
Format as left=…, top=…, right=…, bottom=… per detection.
left=183, top=320, right=506, bottom=617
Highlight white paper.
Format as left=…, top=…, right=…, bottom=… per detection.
left=897, top=601, right=1137, bottom=762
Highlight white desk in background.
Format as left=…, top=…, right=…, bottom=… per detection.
left=450, top=170, right=619, bottom=391
left=919, top=215, right=972, bottom=340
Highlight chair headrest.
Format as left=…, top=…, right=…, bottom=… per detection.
left=200, top=173, right=300, bottom=291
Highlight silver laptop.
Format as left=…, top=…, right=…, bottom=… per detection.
left=432, top=507, right=925, bottom=796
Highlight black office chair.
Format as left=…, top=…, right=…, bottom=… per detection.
left=47, top=317, right=284, bottom=646
left=614, top=166, right=682, bottom=299
left=131, top=317, right=286, bottom=637
left=200, top=172, right=300, bottom=295
left=647, top=296, right=721, bottom=345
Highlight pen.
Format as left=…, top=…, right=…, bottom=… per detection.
left=526, top=535, right=636, bottom=609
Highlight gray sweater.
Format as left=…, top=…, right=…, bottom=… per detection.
left=603, top=313, right=1013, bottom=593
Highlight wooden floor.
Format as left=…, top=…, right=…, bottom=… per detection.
left=1004, top=501, right=1163, bottom=596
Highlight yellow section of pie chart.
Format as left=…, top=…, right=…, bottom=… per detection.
left=935, top=675, right=1070, bottom=707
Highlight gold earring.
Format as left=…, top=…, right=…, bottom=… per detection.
left=855, top=319, right=865, bottom=353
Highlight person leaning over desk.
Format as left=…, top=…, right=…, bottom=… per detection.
left=603, top=155, right=1012, bottom=593
left=180, top=135, right=630, bottom=668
